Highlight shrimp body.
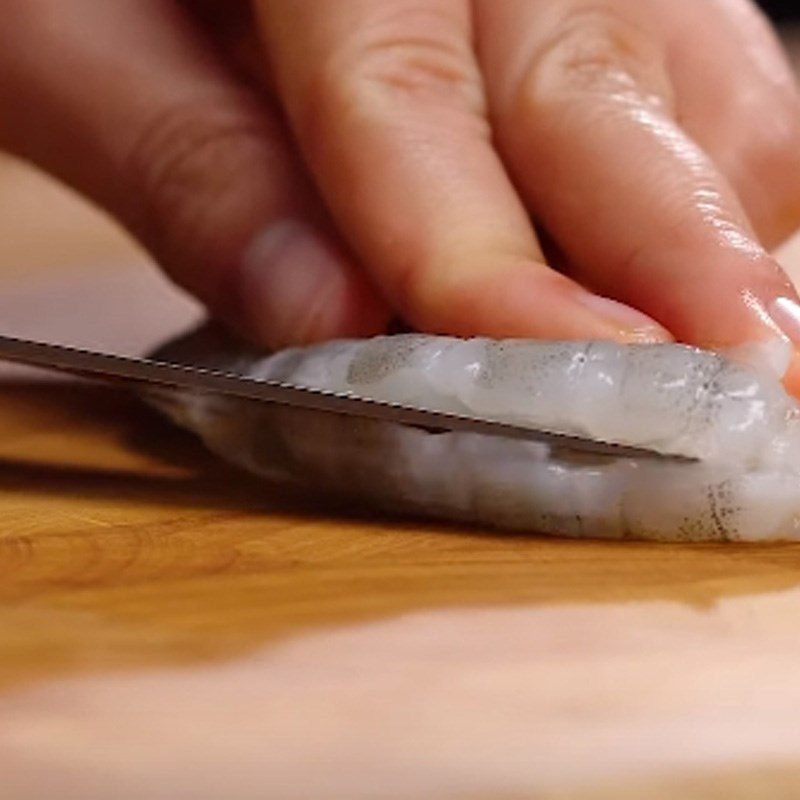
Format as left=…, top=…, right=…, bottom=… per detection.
left=150, top=330, right=800, bottom=541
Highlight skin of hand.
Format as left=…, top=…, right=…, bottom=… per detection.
left=3, top=0, right=800, bottom=385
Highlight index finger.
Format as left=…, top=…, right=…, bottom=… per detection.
left=476, top=0, right=800, bottom=381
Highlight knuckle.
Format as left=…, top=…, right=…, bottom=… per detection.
left=305, top=8, right=485, bottom=128
left=349, top=36, right=481, bottom=106
left=127, top=97, right=260, bottom=223
left=123, top=95, right=277, bottom=285
left=521, top=5, right=668, bottom=105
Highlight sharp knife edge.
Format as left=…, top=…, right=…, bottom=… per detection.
left=0, top=333, right=694, bottom=462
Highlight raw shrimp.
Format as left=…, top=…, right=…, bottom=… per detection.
left=148, top=327, right=800, bottom=542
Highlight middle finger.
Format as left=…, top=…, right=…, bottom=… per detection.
left=254, top=0, right=668, bottom=341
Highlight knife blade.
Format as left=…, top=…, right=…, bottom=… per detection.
left=0, top=333, right=693, bottom=462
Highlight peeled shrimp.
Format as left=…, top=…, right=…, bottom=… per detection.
left=148, top=328, right=800, bottom=542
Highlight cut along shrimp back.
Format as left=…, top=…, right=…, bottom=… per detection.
left=148, top=327, right=800, bottom=542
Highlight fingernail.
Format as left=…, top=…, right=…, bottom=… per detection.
left=239, top=219, right=344, bottom=348
left=769, top=297, right=800, bottom=348
left=720, top=296, right=800, bottom=381
left=575, top=293, right=672, bottom=343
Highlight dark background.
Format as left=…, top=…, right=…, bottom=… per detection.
left=759, top=0, right=798, bottom=21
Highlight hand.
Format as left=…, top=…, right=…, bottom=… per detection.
left=4, top=1, right=800, bottom=369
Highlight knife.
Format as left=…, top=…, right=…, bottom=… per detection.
left=0, top=333, right=691, bottom=461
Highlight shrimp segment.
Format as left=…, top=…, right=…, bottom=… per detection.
left=149, top=328, right=800, bottom=541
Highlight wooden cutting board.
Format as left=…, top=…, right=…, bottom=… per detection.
left=5, top=162, right=800, bottom=799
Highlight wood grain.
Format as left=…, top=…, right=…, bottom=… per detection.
left=2, top=35, right=800, bottom=790
left=5, top=376, right=800, bottom=692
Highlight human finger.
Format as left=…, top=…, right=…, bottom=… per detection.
left=255, top=0, right=669, bottom=342
left=476, top=0, right=800, bottom=363
left=661, top=0, right=800, bottom=249
left=0, top=0, right=389, bottom=348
